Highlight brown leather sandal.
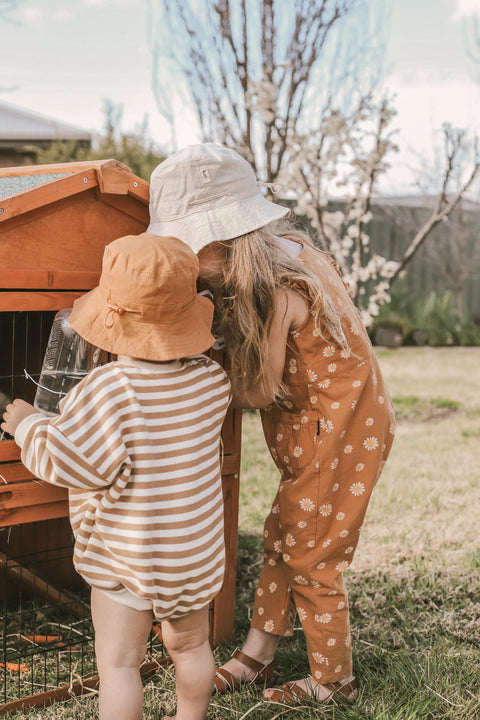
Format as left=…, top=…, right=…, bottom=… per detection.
left=265, top=676, right=357, bottom=704
left=213, top=648, right=275, bottom=695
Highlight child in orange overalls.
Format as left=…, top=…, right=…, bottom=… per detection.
left=146, top=143, right=395, bottom=704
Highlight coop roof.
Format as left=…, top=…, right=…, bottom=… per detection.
left=0, top=99, right=92, bottom=143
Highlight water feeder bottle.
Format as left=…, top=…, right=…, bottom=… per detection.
left=34, top=308, right=103, bottom=416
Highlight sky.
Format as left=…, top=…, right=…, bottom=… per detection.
left=1, top=0, right=480, bottom=193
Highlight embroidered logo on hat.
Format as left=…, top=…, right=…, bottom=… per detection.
left=200, top=167, right=211, bottom=183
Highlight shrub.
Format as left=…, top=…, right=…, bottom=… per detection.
left=371, top=288, right=480, bottom=347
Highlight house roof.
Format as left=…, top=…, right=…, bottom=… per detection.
left=0, top=99, right=92, bottom=142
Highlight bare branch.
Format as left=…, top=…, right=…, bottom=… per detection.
left=387, top=147, right=480, bottom=287
left=149, top=0, right=384, bottom=176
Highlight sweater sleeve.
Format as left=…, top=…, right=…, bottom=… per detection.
left=16, top=369, right=132, bottom=491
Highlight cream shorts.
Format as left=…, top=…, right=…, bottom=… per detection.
left=99, top=586, right=154, bottom=612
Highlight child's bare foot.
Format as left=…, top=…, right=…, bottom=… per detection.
left=264, top=674, right=357, bottom=704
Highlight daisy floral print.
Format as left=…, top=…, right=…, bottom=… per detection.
left=251, top=250, right=395, bottom=684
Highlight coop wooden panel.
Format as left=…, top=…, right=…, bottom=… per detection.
left=221, top=453, right=240, bottom=476
left=0, top=461, right=34, bottom=483
left=95, top=193, right=152, bottom=225
left=0, top=475, right=66, bottom=509
left=0, top=499, right=68, bottom=526
left=0, top=270, right=99, bottom=291
left=0, top=440, right=19, bottom=462
left=0, top=292, right=83, bottom=312
left=0, top=191, right=149, bottom=280
left=211, top=471, right=240, bottom=644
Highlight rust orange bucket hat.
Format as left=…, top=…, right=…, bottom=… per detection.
left=68, top=233, right=215, bottom=362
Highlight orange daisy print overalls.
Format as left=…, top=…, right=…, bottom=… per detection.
left=252, top=248, right=395, bottom=684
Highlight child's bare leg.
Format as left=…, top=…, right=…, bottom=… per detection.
left=91, top=587, right=153, bottom=720
left=161, top=606, right=213, bottom=720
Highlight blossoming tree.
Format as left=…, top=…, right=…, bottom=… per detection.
left=149, top=0, right=480, bottom=324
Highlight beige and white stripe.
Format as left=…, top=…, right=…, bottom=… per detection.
left=16, top=356, right=231, bottom=620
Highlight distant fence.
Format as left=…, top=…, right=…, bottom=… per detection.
left=368, top=199, right=480, bottom=321
left=292, top=197, right=480, bottom=321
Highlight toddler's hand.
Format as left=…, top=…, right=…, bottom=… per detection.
left=1, top=399, right=37, bottom=437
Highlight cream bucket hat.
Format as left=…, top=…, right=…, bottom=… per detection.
left=147, top=143, right=290, bottom=254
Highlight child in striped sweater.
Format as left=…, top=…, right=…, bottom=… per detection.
left=2, top=234, right=231, bottom=720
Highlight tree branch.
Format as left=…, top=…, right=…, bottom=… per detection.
left=387, top=159, right=480, bottom=287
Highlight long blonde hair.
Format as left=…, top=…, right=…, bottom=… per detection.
left=213, top=222, right=349, bottom=401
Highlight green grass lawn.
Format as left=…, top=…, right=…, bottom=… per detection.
left=4, top=348, right=480, bottom=719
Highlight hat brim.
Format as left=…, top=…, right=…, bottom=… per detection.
left=69, top=289, right=216, bottom=362
left=147, top=193, right=290, bottom=254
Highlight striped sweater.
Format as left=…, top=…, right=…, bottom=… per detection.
left=15, top=355, right=231, bottom=620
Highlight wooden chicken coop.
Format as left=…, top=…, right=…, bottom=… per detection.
left=0, top=160, right=241, bottom=713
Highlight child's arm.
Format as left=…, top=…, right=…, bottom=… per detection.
left=3, top=372, right=131, bottom=492
left=231, top=287, right=308, bottom=409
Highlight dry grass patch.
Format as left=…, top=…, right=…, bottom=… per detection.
left=239, top=347, right=480, bottom=574
left=232, top=347, right=480, bottom=720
